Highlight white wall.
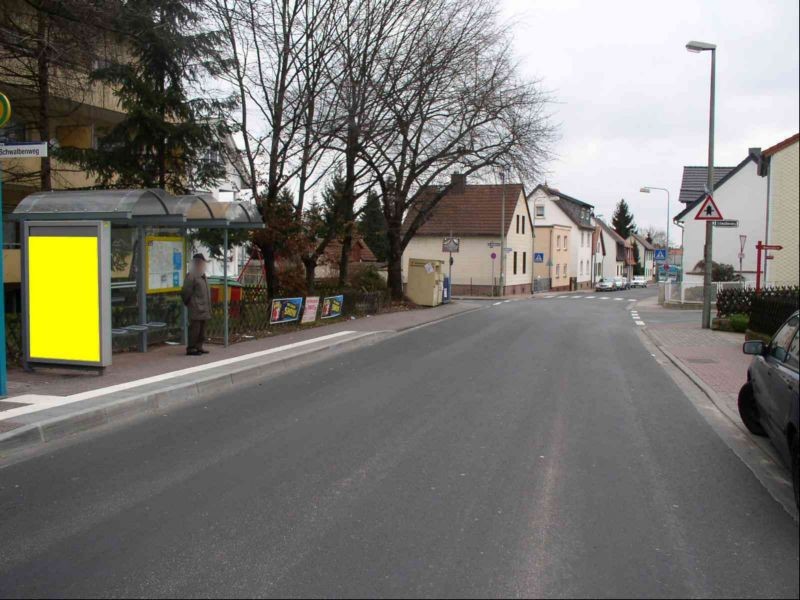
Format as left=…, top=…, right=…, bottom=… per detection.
left=678, top=159, right=766, bottom=283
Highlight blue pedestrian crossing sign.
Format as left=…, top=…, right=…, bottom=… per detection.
left=534, top=252, right=545, bottom=263
left=654, top=248, right=667, bottom=262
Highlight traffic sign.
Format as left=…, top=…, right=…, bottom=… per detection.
left=534, top=252, right=544, bottom=263
left=490, top=252, right=497, bottom=260
left=663, top=263, right=670, bottom=271
left=654, top=248, right=667, bottom=262
left=713, top=219, right=739, bottom=228
left=442, top=237, right=460, bottom=253
left=0, top=92, right=10, bottom=128
left=694, top=194, right=723, bottom=220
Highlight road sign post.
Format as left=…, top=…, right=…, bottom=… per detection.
left=755, top=240, right=783, bottom=293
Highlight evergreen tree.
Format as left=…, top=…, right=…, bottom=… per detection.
left=63, top=0, right=230, bottom=193
left=612, top=198, right=637, bottom=240
left=357, top=190, right=388, bottom=262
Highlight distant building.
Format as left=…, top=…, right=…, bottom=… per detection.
left=402, top=174, right=533, bottom=296
left=629, top=233, right=656, bottom=280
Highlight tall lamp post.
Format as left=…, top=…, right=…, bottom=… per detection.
left=499, top=171, right=506, bottom=296
left=640, top=186, right=670, bottom=279
left=686, top=39, right=716, bottom=328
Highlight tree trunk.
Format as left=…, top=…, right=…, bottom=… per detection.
left=302, top=255, right=317, bottom=293
left=259, top=241, right=279, bottom=298
left=36, top=12, right=51, bottom=191
left=337, top=223, right=353, bottom=287
left=386, top=221, right=404, bottom=300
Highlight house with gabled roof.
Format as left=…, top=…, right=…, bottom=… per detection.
left=678, top=166, right=737, bottom=206
left=629, top=232, right=656, bottom=280
left=528, top=184, right=596, bottom=290
left=674, top=148, right=767, bottom=283
left=401, top=174, right=533, bottom=296
left=596, top=218, right=635, bottom=280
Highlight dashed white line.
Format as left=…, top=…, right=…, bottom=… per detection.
left=599, top=296, right=610, bottom=300
left=614, top=298, right=623, bottom=301
left=585, top=296, right=596, bottom=299
left=627, top=299, right=636, bottom=302
left=634, top=321, right=646, bottom=326
left=493, top=301, right=502, bottom=306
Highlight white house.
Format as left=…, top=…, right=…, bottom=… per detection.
left=761, top=133, right=799, bottom=285
left=402, top=174, right=533, bottom=296
left=596, top=218, right=632, bottom=280
left=630, top=233, right=656, bottom=280
left=674, top=150, right=767, bottom=283
left=529, top=185, right=595, bottom=290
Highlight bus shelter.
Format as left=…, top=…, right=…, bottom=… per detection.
left=10, top=189, right=263, bottom=372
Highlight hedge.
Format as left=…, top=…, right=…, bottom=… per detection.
left=716, top=285, right=798, bottom=337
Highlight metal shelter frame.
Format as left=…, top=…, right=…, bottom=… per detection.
left=10, top=189, right=263, bottom=360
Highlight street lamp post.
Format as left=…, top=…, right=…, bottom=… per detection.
left=499, top=171, right=506, bottom=296
left=687, top=39, right=716, bottom=329
left=640, top=186, right=670, bottom=279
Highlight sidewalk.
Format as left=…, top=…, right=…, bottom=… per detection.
left=0, top=301, right=480, bottom=455
left=645, top=320, right=750, bottom=423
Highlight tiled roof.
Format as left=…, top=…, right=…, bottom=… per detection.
left=533, top=184, right=595, bottom=229
left=762, top=133, right=799, bottom=157
left=630, top=232, right=655, bottom=251
left=405, top=184, right=526, bottom=237
left=674, top=155, right=753, bottom=222
left=596, top=218, right=630, bottom=262
left=678, top=166, right=736, bottom=204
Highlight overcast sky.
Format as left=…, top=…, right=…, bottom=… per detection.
left=501, top=0, right=799, bottom=243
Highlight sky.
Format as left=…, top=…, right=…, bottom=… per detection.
left=500, top=0, right=799, bottom=244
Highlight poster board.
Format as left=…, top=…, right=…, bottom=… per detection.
left=301, top=296, right=320, bottom=324
left=146, top=235, right=184, bottom=293
left=270, top=297, right=303, bottom=324
left=23, top=221, right=111, bottom=367
left=321, top=295, right=344, bottom=319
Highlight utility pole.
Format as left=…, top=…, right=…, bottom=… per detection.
left=499, top=171, right=506, bottom=296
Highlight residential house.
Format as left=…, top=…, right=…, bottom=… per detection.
left=528, top=185, right=595, bottom=290
left=531, top=224, right=572, bottom=291
left=674, top=149, right=767, bottom=283
left=759, top=133, right=799, bottom=285
left=596, top=218, right=635, bottom=280
left=592, top=223, right=606, bottom=282
left=315, top=237, right=378, bottom=280
left=629, top=232, right=656, bottom=280
left=402, top=174, right=533, bottom=296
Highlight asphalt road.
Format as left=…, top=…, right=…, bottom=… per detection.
left=1, top=288, right=798, bottom=598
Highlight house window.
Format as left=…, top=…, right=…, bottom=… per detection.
left=581, top=232, right=584, bottom=247
left=563, top=264, right=568, bottom=278
left=563, top=236, right=568, bottom=250
left=556, top=264, right=560, bottom=278
left=516, top=215, right=520, bottom=234
left=523, top=252, right=527, bottom=274
left=535, top=204, right=545, bottom=218
left=580, top=261, right=583, bottom=276
left=556, top=235, right=560, bottom=249
left=513, top=251, right=518, bottom=275
left=522, top=216, right=526, bottom=235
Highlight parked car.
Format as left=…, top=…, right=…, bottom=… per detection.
left=612, top=276, right=626, bottom=290
left=738, top=311, right=800, bottom=508
left=595, top=278, right=616, bottom=292
left=631, top=276, right=648, bottom=288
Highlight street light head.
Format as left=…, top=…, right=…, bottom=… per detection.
left=640, top=187, right=651, bottom=193
left=686, top=40, right=716, bottom=53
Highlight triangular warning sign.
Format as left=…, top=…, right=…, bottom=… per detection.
left=695, top=194, right=723, bottom=220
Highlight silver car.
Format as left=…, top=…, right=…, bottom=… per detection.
left=595, top=278, right=615, bottom=292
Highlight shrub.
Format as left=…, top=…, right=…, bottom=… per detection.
left=348, top=265, right=387, bottom=292
left=750, top=291, right=799, bottom=337
left=730, top=313, right=749, bottom=333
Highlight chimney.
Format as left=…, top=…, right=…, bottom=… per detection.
left=451, top=173, right=466, bottom=194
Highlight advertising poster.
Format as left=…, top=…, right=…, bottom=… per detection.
left=270, top=297, right=303, bottom=324
left=301, top=296, right=320, bottom=324
left=321, top=294, right=344, bottom=319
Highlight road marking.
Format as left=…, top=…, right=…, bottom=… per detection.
left=503, top=300, right=511, bottom=303
left=585, top=295, right=596, bottom=299
left=572, top=296, right=584, bottom=299
left=544, top=295, right=555, bottom=298
left=0, top=330, right=362, bottom=420
left=614, top=298, right=623, bottom=301
left=493, top=301, right=502, bottom=306
left=634, top=321, right=646, bottom=326
left=599, top=296, right=609, bottom=300
left=628, top=299, right=636, bottom=302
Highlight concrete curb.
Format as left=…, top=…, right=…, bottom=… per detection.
left=0, top=331, right=389, bottom=458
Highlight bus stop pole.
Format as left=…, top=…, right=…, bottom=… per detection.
left=0, top=175, right=7, bottom=397
left=223, top=228, right=229, bottom=347
left=136, top=226, right=148, bottom=352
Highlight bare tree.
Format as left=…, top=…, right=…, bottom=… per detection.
left=356, top=0, right=554, bottom=298
left=208, top=0, right=339, bottom=295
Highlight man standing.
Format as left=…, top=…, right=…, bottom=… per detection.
left=181, top=253, right=212, bottom=356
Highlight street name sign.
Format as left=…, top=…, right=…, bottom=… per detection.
left=694, top=194, right=723, bottom=220
left=487, top=241, right=501, bottom=248
left=713, top=220, right=739, bottom=228
left=0, top=141, right=48, bottom=158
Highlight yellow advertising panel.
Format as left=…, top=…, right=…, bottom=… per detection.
left=28, top=236, right=100, bottom=362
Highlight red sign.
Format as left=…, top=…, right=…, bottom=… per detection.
left=694, top=195, right=724, bottom=220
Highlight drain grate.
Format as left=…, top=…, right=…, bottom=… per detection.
left=686, top=358, right=717, bottom=364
